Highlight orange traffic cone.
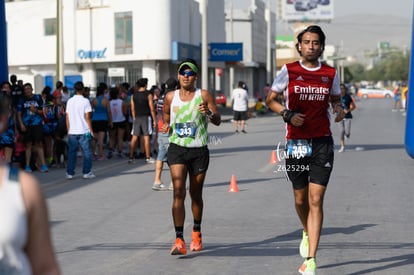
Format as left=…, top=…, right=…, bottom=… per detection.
left=228, top=174, right=239, bottom=192
left=270, top=150, right=278, bottom=164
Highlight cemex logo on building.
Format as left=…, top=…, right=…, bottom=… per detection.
left=209, top=43, right=243, bottom=62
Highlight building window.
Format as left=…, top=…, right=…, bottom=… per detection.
left=115, top=12, right=132, bottom=55
left=44, top=18, right=57, bottom=36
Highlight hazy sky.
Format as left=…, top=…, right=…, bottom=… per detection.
left=334, top=0, right=412, bottom=20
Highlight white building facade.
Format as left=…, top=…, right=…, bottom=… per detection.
left=224, top=0, right=276, bottom=98
left=5, top=0, right=276, bottom=100
left=5, top=0, right=226, bottom=92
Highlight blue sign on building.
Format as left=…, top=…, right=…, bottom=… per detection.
left=209, top=43, right=243, bottom=62
left=171, top=41, right=201, bottom=63
left=44, top=75, right=82, bottom=92
left=77, top=48, right=107, bottom=60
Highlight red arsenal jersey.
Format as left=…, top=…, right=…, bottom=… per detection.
left=272, top=61, right=340, bottom=139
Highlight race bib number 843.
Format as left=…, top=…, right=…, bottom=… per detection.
left=175, top=122, right=197, bottom=138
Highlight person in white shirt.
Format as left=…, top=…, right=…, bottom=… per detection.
left=108, top=87, right=127, bottom=158
left=231, top=81, right=249, bottom=133
left=65, top=81, right=95, bottom=179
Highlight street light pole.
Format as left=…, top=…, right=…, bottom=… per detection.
left=200, top=0, right=208, bottom=90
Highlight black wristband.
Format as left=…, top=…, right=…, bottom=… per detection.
left=280, top=109, right=295, bottom=123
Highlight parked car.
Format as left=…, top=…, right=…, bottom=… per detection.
left=215, top=91, right=227, bottom=107
left=294, top=0, right=318, bottom=11
left=319, top=0, right=330, bottom=5
left=357, top=87, right=394, bottom=99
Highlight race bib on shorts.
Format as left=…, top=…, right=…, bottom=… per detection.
left=286, top=139, right=312, bottom=158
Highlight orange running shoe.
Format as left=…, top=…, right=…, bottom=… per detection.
left=190, top=231, right=202, bottom=252
left=170, top=238, right=187, bottom=255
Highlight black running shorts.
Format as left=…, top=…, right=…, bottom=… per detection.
left=285, top=136, right=334, bottom=190
left=167, top=143, right=209, bottom=175
left=92, top=120, right=109, bottom=132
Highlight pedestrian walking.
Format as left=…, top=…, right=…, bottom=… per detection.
left=161, top=58, right=221, bottom=255
left=392, top=83, right=403, bottom=111
left=338, top=83, right=356, bottom=153
left=128, top=78, right=156, bottom=164
left=65, top=81, right=96, bottom=179
left=266, top=25, right=345, bottom=275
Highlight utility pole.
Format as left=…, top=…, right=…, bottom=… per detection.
left=266, top=0, right=272, bottom=84
left=0, top=0, right=8, bottom=81
left=56, top=0, right=64, bottom=82
left=229, top=0, right=234, bottom=91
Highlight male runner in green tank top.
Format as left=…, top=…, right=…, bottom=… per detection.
left=161, top=58, right=221, bottom=255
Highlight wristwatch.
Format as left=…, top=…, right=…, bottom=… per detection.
left=207, top=110, right=214, bottom=120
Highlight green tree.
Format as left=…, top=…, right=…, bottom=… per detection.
left=347, top=63, right=366, bottom=82
left=346, top=50, right=410, bottom=82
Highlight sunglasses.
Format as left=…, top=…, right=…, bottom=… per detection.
left=179, top=70, right=196, bottom=77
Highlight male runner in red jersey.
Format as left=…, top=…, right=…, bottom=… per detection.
left=266, top=25, right=345, bottom=275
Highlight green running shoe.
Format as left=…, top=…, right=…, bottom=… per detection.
left=298, top=257, right=316, bottom=275
left=299, top=230, right=309, bottom=258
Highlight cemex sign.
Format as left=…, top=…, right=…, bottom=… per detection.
left=209, top=43, right=243, bottom=62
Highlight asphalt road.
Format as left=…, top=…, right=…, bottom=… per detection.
left=37, top=99, right=413, bottom=275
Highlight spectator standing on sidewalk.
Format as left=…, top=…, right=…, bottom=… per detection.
left=91, top=83, right=112, bottom=161
left=17, top=83, right=49, bottom=173
left=152, top=77, right=177, bottom=191
left=266, top=25, right=345, bottom=275
left=161, top=59, right=221, bottom=255
left=231, top=81, right=249, bottom=133
left=128, top=78, right=156, bottom=164
left=10, top=74, right=23, bottom=110
left=0, top=82, right=16, bottom=164
left=65, top=81, right=95, bottom=179
left=108, top=86, right=127, bottom=158
left=0, top=93, right=61, bottom=275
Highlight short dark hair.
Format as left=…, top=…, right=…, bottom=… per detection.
left=136, top=78, right=148, bottom=88
left=109, top=87, right=119, bottom=100
left=296, top=25, right=326, bottom=57
left=56, top=81, right=63, bottom=89
left=23, top=83, right=33, bottom=90
left=97, top=82, right=108, bottom=96
left=74, top=81, right=85, bottom=91
left=164, top=78, right=178, bottom=91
